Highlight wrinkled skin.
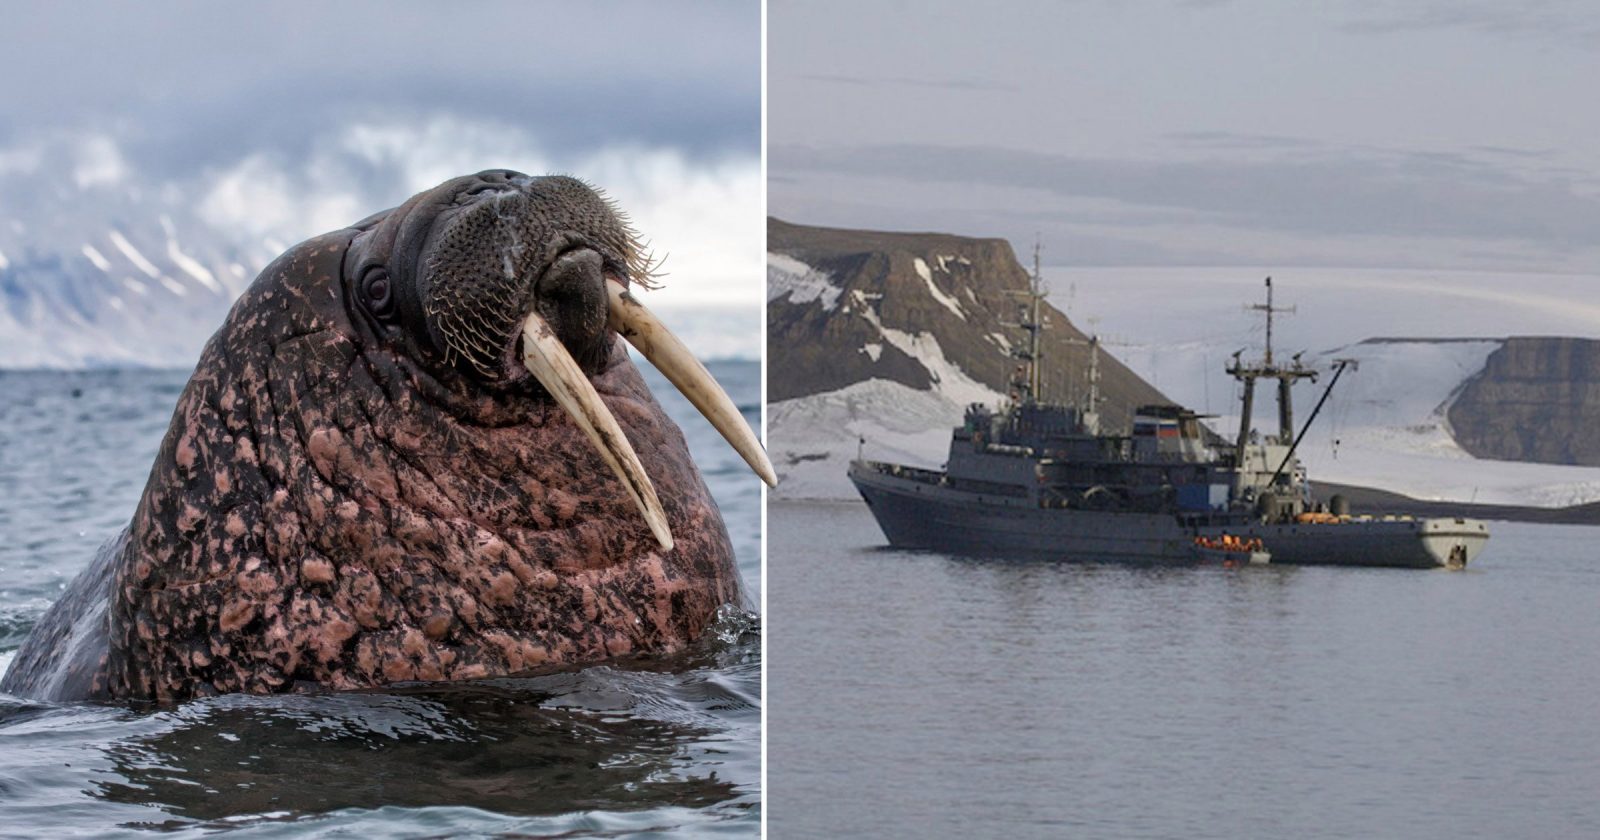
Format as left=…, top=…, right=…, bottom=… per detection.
left=1, top=171, right=742, bottom=704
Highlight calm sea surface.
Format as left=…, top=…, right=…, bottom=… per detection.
left=0, top=362, right=761, bottom=838
left=770, top=500, right=1600, bottom=839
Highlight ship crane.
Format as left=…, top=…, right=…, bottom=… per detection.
left=1267, top=357, right=1359, bottom=489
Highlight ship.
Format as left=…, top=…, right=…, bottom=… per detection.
left=847, top=263, right=1490, bottom=569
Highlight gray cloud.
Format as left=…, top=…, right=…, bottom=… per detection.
left=1470, top=145, right=1556, bottom=160
left=1340, top=0, right=1600, bottom=44
left=772, top=141, right=1600, bottom=252
left=768, top=0, right=1600, bottom=275
left=801, top=74, right=1020, bottom=93
left=0, top=1, right=759, bottom=172
left=1166, top=132, right=1332, bottom=152
left=769, top=192, right=1248, bottom=267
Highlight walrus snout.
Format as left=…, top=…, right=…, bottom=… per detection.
left=533, top=248, right=609, bottom=367
left=396, top=170, right=776, bottom=548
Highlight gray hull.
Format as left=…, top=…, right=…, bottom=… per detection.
left=850, top=462, right=1488, bottom=569
left=850, top=462, right=1193, bottom=561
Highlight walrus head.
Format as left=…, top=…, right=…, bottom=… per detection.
left=97, top=170, right=770, bottom=703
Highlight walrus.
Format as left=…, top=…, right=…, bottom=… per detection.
left=0, top=170, right=773, bottom=704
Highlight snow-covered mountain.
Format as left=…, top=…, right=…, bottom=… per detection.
left=767, top=219, right=1169, bottom=412
left=0, top=124, right=764, bottom=368
left=1286, top=338, right=1600, bottom=509
left=0, top=177, right=264, bottom=368
left=0, top=127, right=395, bottom=368
left=1449, top=337, right=1600, bottom=467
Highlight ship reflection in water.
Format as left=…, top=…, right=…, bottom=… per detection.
left=849, top=275, right=1489, bottom=568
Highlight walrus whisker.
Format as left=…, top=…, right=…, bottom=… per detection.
left=519, top=309, right=674, bottom=550
left=438, top=295, right=518, bottom=377
left=605, top=278, right=777, bottom=487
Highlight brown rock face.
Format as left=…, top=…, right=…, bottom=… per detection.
left=767, top=218, right=1168, bottom=426
left=2, top=172, right=742, bottom=704
left=1448, top=337, right=1600, bottom=466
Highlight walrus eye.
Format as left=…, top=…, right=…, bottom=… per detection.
left=361, top=267, right=395, bottom=319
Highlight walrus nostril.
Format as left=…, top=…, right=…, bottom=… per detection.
left=538, top=249, right=605, bottom=300
left=534, top=249, right=608, bottom=357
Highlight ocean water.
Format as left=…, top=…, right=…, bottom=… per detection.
left=769, top=500, right=1600, bottom=839
left=0, top=361, right=762, bottom=838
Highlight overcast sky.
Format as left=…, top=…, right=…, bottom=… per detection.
left=769, top=0, right=1600, bottom=274
left=0, top=1, right=761, bottom=310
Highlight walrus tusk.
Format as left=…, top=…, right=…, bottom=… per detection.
left=520, top=311, right=674, bottom=551
left=605, top=279, right=778, bottom=487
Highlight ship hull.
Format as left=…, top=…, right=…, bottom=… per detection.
left=850, top=462, right=1488, bottom=569
left=849, top=462, right=1195, bottom=562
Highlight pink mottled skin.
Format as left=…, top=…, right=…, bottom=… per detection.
left=0, top=172, right=743, bottom=704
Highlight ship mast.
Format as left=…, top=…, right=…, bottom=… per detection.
left=1227, top=277, right=1317, bottom=484
left=1001, top=243, right=1103, bottom=430
left=1081, top=334, right=1101, bottom=433
left=1003, top=240, right=1049, bottom=406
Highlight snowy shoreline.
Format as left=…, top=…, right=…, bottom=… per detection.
left=770, top=265, right=1600, bottom=509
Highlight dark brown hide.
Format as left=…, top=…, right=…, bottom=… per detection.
left=1, top=173, right=741, bottom=704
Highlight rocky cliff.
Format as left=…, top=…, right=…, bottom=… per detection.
left=767, top=218, right=1169, bottom=427
left=1448, top=337, right=1600, bottom=466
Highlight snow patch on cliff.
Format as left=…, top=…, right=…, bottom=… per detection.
left=81, top=245, right=111, bottom=272
left=853, top=291, right=993, bottom=408
left=915, top=256, right=967, bottom=320
left=768, top=252, right=843, bottom=310
left=108, top=230, right=160, bottom=280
